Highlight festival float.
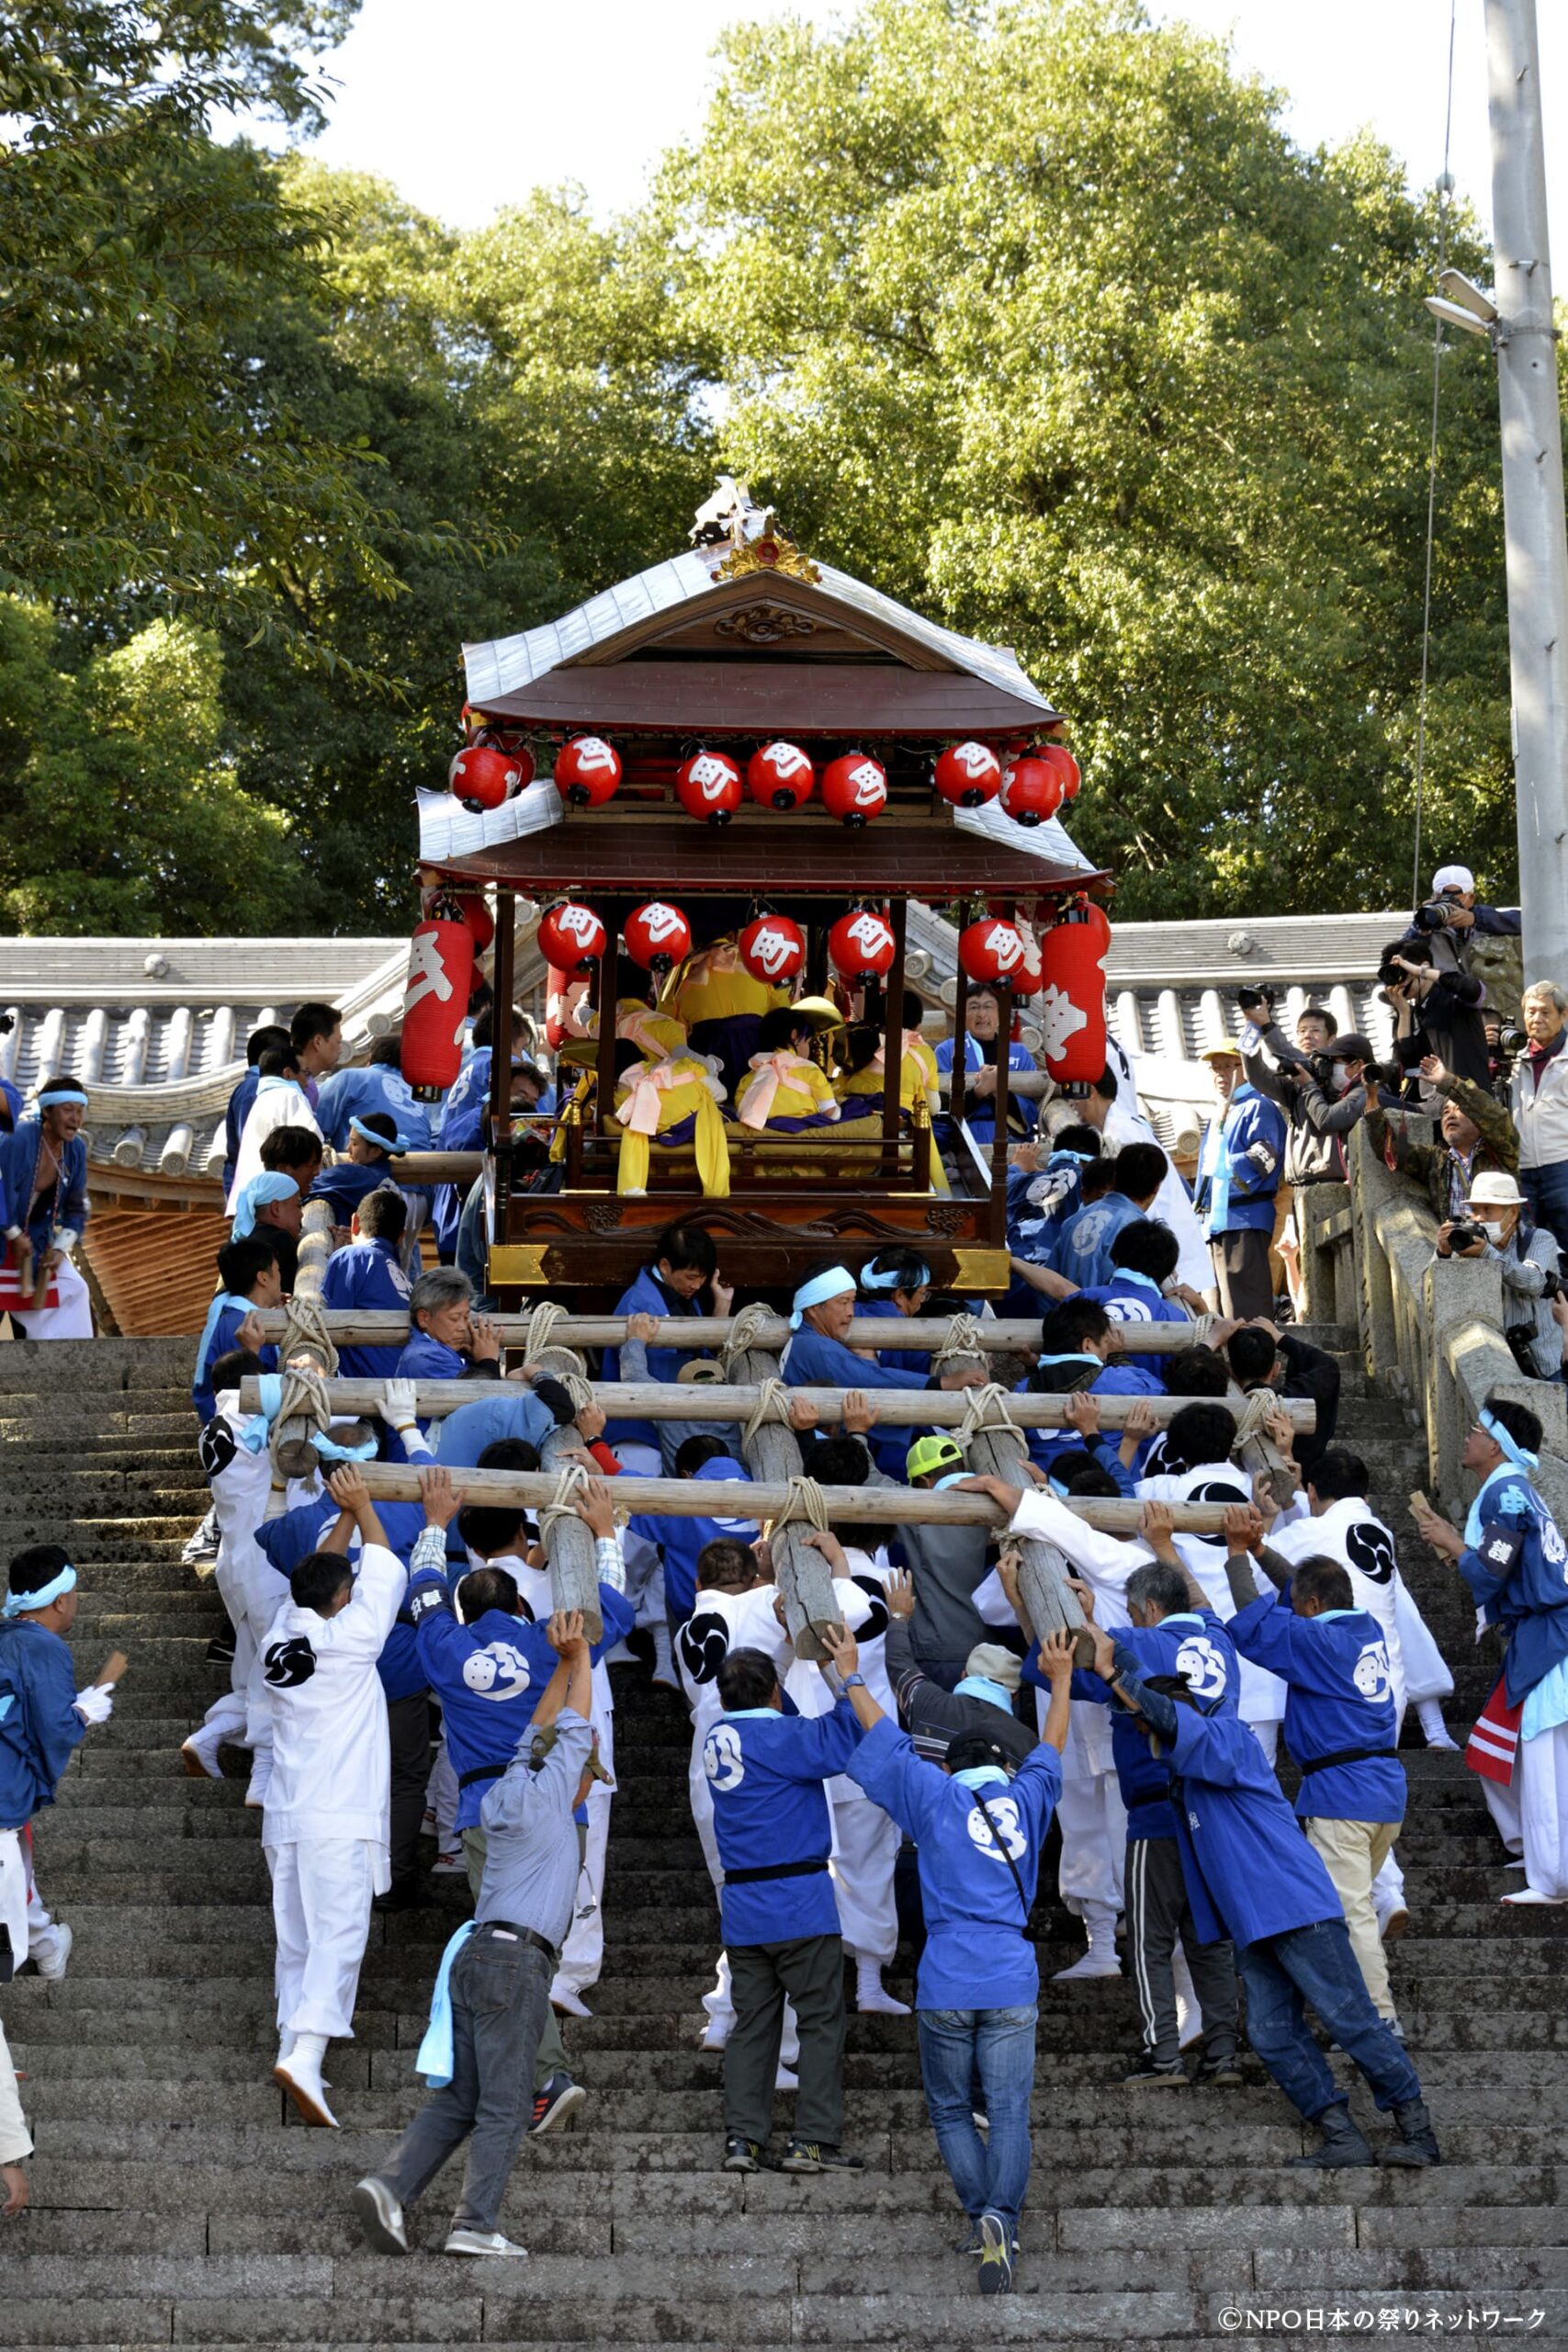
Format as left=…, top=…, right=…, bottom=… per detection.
left=407, top=482, right=1111, bottom=1302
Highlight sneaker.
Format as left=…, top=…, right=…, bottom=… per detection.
left=181, top=1730, right=225, bottom=1781
left=529, top=2072, right=586, bottom=2135
left=33, top=1922, right=73, bottom=1982
left=1378, top=1903, right=1410, bottom=1942
left=1194, top=2052, right=1245, bottom=2087
left=205, top=1631, right=236, bottom=1666
left=431, top=1848, right=467, bottom=1877
left=781, top=2140, right=865, bottom=2173
left=182, top=1510, right=220, bottom=1567
left=977, top=2211, right=1015, bottom=2295
left=1120, top=2051, right=1189, bottom=2087
left=958, top=2221, right=1019, bottom=2256
left=352, top=2176, right=409, bottom=2256
left=445, top=2228, right=528, bottom=2258
left=723, top=2133, right=779, bottom=2173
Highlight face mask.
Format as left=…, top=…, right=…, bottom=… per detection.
left=1479, top=1219, right=1506, bottom=1242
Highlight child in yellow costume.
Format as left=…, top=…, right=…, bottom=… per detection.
left=732, top=1005, right=843, bottom=1179
left=614, top=1041, right=729, bottom=1198
left=672, top=939, right=789, bottom=1094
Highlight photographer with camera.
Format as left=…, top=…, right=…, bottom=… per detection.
left=1238, top=994, right=1394, bottom=1314
left=1391, top=865, right=1520, bottom=1091
left=1433, top=1170, right=1564, bottom=1383
left=1512, top=982, right=1568, bottom=1258
left=1365, top=1052, right=1518, bottom=1227
left=1380, top=938, right=1490, bottom=1093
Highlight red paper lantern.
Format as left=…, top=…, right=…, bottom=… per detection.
left=625, top=899, right=693, bottom=974
left=1039, top=743, right=1081, bottom=802
left=999, top=756, right=1065, bottom=829
left=748, top=740, right=816, bottom=810
left=1035, top=909, right=1110, bottom=1085
left=402, top=918, right=475, bottom=1100
left=933, top=741, right=1003, bottom=808
left=1010, top=932, right=1043, bottom=997
left=828, top=909, right=897, bottom=984
left=556, top=734, right=622, bottom=808
left=448, top=743, right=527, bottom=812
left=536, top=900, right=608, bottom=971
left=738, top=912, right=807, bottom=986
left=958, top=917, right=1031, bottom=989
left=821, top=752, right=887, bottom=827
left=675, top=749, right=743, bottom=826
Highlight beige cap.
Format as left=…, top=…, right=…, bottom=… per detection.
left=964, top=1643, right=1023, bottom=1692
left=1466, top=1170, right=1524, bottom=1209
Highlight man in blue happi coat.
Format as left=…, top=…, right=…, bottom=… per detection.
left=1193, top=1040, right=1286, bottom=1320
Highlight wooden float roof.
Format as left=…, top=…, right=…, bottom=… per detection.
left=425, top=817, right=1104, bottom=900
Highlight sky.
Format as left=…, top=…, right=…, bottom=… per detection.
left=282, top=0, right=1568, bottom=259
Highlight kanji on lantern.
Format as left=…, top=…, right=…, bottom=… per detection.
left=625, top=899, right=694, bottom=973
left=1035, top=906, right=1110, bottom=1084
left=556, top=734, right=623, bottom=807
left=933, top=741, right=1003, bottom=807
left=747, top=740, right=816, bottom=810
left=821, top=752, right=887, bottom=827
left=537, top=901, right=608, bottom=970
left=449, top=743, right=528, bottom=812
left=828, top=909, right=897, bottom=982
left=675, top=749, right=743, bottom=825
left=958, top=917, right=1030, bottom=988
left=738, top=912, right=807, bottom=985
left=998, top=756, right=1065, bottom=828
left=402, top=917, right=474, bottom=1098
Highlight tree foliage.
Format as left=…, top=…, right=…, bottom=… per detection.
left=0, top=0, right=1536, bottom=932
left=664, top=0, right=1517, bottom=917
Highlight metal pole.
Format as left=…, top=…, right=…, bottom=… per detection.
left=1486, top=0, right=1568, bottom=980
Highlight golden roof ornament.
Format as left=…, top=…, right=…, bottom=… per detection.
left=691, top=476, right=820, bottom=586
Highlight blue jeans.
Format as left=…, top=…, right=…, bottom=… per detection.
left=918, top=2004, right=1036, bottom=2233
left=1238, top=1917, right=1422, bottom=2122
left=1522, top=1160, right=1568, bottom=1260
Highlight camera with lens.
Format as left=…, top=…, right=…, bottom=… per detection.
left=1413, top=898, right=1461, bottom=933
left=1496, top=1023, right=1528, bottom=1057
left=1445, top=1220, right=1487, bottom=1253
left=1235, top=987, right=1276, bottom=1019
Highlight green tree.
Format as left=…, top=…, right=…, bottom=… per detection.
left=0, top=3, right=466, bottom=671
left=664, top=0, right=1516, bottom=916
left=209, top=168, right=714, bottom=927
left=0, top=596, right=297, bottom=933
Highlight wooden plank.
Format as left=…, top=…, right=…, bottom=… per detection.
left=352, top=1462, right=1240, bottom=1534
left=248, top=1376, right=1314, bottom=1436
left=252, top=1310, right=1208, bottom=1354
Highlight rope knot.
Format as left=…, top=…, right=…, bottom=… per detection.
left=956, top=1381, right=1022, bottom=1448
left=720, top=1301, right=775, bottom=1376
left=537, top=1459, right=592, bottom=1549
left=933, top=1310, right=986, bottom=1368
left=768, top=1474, right=830, bottom=1538
left=743, top=1376, right=795, bottom=1446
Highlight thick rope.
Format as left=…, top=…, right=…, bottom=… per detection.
left=743, top=1376, right=795, bottom=1446
left=932, top=1311, right=986, bottom=1368
left=278, top=1294, right=339, bottom=1381
left=267, top=1364, right=333, bottom=1476
left=537, top=1459, right=592, bottom=1551
left=766, top=1474, right=830, bottom=1538
left=1189, top=1312, right=1227, bottom=1352
left=720, top=1301, right=776, bottom=1377
left=955, top=1381, right=1024, bottom=1449
left=1231, top=1388, right=1280, bottom=1449
left=519, top=1301, right=570, bottom=1363
left=559, top=1369, right=595, bottom=1416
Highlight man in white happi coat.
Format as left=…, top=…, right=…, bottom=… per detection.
left=262, top=1465, right=406, bottom=2128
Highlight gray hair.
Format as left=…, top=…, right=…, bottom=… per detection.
left=1522, top=981, right=1568, bottom=1015
left=409, top=1267, right=472, bottom=1322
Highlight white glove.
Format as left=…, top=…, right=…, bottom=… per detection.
left=379, top=1379, right=420, bottom=1431
left=73, top=1684, right=114, bottom=1725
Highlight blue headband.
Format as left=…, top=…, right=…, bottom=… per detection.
left=790, top=1265, right=856, bottom=1329
left=953, top=1763, right=1011, bottom=1791
left=232, top=1171, right=299, bottom=1238
left=861, top=1261, right=930, bottom=1294
left=1481, top=1408, right=1540, bottom=1473
left=35, top=1086, right=87, bottom=1109
left=3, top=1563, right=76, bottom=1618
left=953, top=1674, right=1013, bottom=1713
left=350, top=1117, right=409, bottom=1154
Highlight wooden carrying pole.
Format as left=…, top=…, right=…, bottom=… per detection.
left=349, top=1462, right=1243, bottom=1535
left=253, top=1311, right=1213, bottom=1355
left=273, top=1200, right=339, bottom=1480
left=251, top=1377, right=1316, bottom=1438
left=723, top=1338, right=840, bottom=1663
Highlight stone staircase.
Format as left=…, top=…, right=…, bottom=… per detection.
left=1, top=1329, right=1563, bottom=2347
